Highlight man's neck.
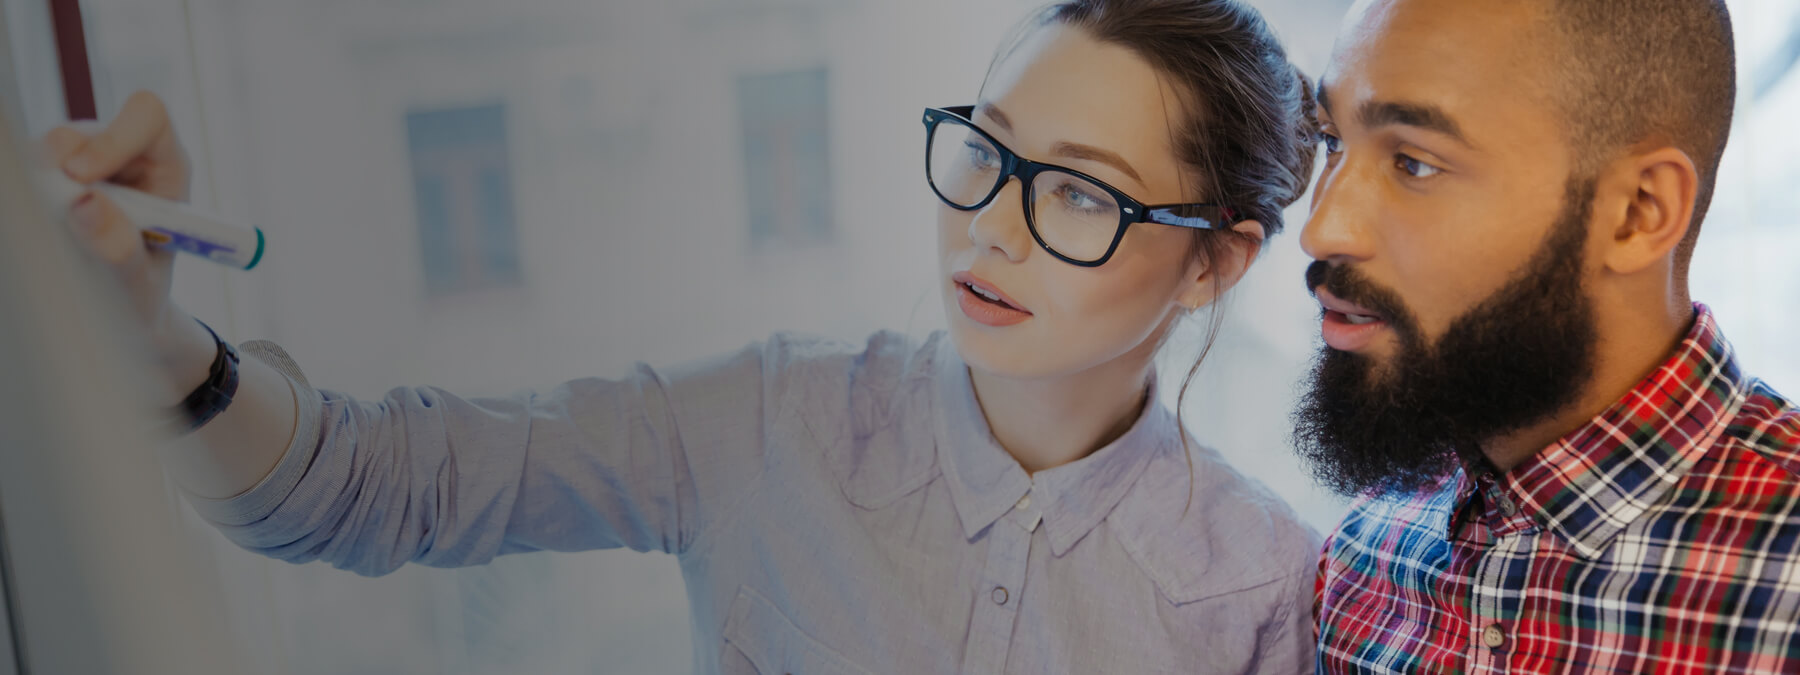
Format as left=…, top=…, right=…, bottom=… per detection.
left=1482, top=299, right=1695, bottom=473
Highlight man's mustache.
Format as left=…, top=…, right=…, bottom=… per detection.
left=1304, top=260, right=1417, bottom=335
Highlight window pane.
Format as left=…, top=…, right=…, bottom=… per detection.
left=407, top=103, right=522, bottom=296
left=738, top=67, right=833, bottom=248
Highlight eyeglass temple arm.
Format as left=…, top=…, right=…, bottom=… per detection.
left=1142, top=205, right=1238, bottom=230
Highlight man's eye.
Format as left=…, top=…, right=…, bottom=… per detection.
left=1396, top=154, right=1442, bottom=179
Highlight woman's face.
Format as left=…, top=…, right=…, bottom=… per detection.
left=939, top=24, right=1259, bottom=380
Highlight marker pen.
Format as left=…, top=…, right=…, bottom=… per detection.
left=34, top=169, right=265, bottom=270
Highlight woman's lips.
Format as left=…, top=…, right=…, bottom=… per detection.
left=952, top=271, right=1032, bottom=327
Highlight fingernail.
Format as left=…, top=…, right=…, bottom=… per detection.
left=70, top=192, right=100, bottom=232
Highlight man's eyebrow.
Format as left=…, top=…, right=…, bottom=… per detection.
left=975, top=101, right=1144, bottom=185
left=1358, top=100, right=1472, bottom=147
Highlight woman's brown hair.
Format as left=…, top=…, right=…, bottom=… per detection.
left=993, top=0, right=1320, bottom=507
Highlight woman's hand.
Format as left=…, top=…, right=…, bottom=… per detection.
left=38, top=90, right=211, bottom=395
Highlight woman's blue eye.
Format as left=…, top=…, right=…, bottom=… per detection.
left=1061, top=186, right=1103, bottom=210
left=1396, top=154, right=1442, bottom=179
left=1320, top=133, right=1342, bottom=154
left=963, top=141, right=999, bottom=168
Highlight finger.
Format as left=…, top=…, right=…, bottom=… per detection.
left=64, top=119, right=107, bottom=136
left=68, top=191, right=149, bottom=271
left=63, top=91, right=172, bottom=184
left=145, top=241, right=176, bottom=269
left=38, top=126, right=91, bottom=168
left=35, top=121, right=106, bottom=169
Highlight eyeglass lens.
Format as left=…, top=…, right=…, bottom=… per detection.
left=927, top=116, right=1124, bottom=263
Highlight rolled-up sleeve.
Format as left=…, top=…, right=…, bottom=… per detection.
left=186, top=337, right=780, bottom=577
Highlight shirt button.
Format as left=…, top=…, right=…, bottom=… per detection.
left=1496, top=496, right=1517, bottom=516
left=1481, top=623, right=1507, bottom=649
left=992, top=586, right=1009, bottom=605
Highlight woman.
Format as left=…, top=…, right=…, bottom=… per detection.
left=46, top=0, right=1321, bottom=672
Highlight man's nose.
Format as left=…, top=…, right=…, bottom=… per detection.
left=1300, top=157, right=1378, bottom=266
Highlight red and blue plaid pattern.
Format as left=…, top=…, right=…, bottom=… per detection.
left=1315, top=305, right=1800, bottom=674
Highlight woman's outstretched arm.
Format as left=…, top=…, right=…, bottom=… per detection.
left=188, top=339, right=778, bottom=577
left=42, top=91, right=777, bottom=576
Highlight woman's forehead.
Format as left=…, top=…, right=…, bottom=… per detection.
left=977, top=23, right=1191, bottom=198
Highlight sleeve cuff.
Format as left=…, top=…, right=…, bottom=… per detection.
left=183, top=339, right=325, bottom=526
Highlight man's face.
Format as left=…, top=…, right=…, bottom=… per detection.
left=1294, top=0, right=1602, bottom=496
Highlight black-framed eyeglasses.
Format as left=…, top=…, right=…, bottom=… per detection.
left=923, top=105, right=1240, bottom=267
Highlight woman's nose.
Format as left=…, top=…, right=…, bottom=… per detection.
left=967, top=178, right=1032, bottom=263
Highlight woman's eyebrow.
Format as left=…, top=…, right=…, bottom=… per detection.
left=975, top=102, right=1144, bottom=185
left=975, top=102, right=1014, bottom=132
left=1051, top=142, right=1143, bottom=184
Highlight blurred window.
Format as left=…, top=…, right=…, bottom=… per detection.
left=738, top=67, right=833, bottom=248
left=407, top=103, right=523, bottom=295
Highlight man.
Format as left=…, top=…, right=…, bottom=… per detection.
left=1295, top=0, right=1800, bottom=672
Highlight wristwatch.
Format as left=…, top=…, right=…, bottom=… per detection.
left=173, top=317, right=240, bottom=434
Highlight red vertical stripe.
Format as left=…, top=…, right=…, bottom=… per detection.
left=47, top=0, right=96, bottom=120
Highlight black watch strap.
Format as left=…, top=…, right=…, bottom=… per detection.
left=173, top=318, right=240, bottom=434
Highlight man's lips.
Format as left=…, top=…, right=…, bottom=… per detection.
left=1315, top=287, right=1384, bottom=323
left=1314, top=286, right=1389, bottom=351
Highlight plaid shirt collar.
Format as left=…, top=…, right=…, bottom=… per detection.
left=1483, top=303, right=1751, bottom=559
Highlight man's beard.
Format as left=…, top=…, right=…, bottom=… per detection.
left=1292, top=178, right=1600, bottom=498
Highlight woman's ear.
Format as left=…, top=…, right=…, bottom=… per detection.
left=1175, top=219, right=1265, bottom=310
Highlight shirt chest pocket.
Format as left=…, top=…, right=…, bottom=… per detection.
left=720, top=586, right=875, bottom=675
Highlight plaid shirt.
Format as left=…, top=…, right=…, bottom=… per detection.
left=1315, top=305, right=1800, bottom=674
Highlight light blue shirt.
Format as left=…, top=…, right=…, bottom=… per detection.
left=193, top=330, right=1320, bottom=674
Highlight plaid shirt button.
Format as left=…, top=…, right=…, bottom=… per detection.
left=1481, top=624, right=1506, bottom=649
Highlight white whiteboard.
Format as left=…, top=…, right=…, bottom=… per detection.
left=0, top=21, right=243, bottom=673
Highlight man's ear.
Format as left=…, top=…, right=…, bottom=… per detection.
left=1175, top=219, right=1265, bottom=310
left=1600, top=146, right=1698, bottom=276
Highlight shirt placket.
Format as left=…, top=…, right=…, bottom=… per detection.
left=961, top=489, right=1041, bottom=675
left=1468, top=480, right=1528, bottom=674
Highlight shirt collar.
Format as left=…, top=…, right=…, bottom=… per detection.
left=1501, top=304, right=1751, bottom=558
left=932, top=338, right=1167, bottom=556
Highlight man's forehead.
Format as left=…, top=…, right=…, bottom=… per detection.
left=1322, top=0, right=1555, bottom=134
left=1338, top=0, right=1542, bottom=47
